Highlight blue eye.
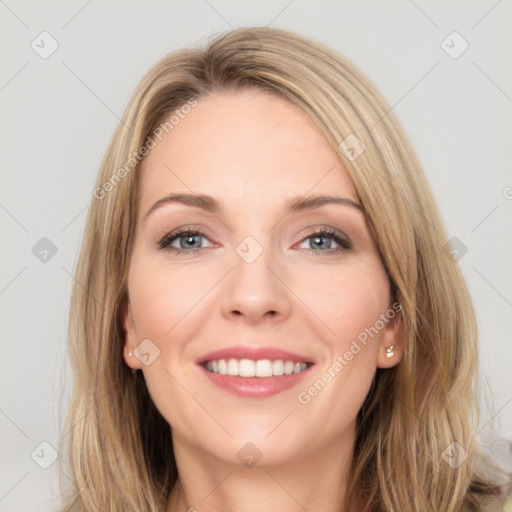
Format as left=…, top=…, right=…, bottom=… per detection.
left=158, top=227, right=351, bottom=256
left=299, top=229, right=351, bottom=253
left=158, top=229, right=212, bottom=255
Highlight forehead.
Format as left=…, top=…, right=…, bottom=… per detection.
left=139, top=88, right=358, bottom=208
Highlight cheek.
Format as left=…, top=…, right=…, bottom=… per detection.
left=294, top=267, right=389, bottom=427
left=295, top=261, right=390, bottom=350
left=128, top=258, right=216, bottom=344
left=126, top=258, right=215, bottom=428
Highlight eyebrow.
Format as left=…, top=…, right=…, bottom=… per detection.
left=144, top=192, right=364, bottom=220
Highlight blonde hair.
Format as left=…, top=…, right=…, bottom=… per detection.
left=58, top=27, right=503, bottom=511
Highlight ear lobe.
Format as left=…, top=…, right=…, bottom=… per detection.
left=121, top=300, right=143, bottom=370
left=376, top=309, right=403, bottom=369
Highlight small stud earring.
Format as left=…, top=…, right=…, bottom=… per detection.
left=385, top=345, right=394, bottom=358
left=128, top=350, right=133, bottom=357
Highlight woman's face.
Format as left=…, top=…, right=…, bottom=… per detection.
left=123, top=88, right=401, bottom=467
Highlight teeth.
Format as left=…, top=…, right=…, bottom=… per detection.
left=227, top=358, right=239, bottom=376
left=256, top=359, right=272, bottom=377
left=204, top=358, right=309, bottom=377
left=272, top=360, right=284, bottom=376
left=239, top=359, right=255, bottom=377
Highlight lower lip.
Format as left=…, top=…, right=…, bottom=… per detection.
left=199, top=365, right=312, bottom=398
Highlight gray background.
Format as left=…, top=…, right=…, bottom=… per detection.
left=1, top=1, right=511, bottom=510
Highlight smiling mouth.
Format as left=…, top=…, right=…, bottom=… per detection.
left=203, top=358, right=311, bottom=378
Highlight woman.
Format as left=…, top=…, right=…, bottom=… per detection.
left=58, top=27, right=507, bottom=511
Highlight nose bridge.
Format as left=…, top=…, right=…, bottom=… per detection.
left=220, top=233, right=291, bottom=322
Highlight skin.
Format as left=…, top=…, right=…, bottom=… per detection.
left=122, top=88, right=403, bottom=512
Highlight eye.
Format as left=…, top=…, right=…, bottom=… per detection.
left=157, top=227, right=351, bottom=256
left=158, top=227, right=213, bottom=255
left=298, top=228, right=351, bottom=254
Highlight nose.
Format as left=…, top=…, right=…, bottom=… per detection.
left=220, top=245, right=292, bottom=325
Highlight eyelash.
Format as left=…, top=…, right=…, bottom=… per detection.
left=157, top=227, right=352, bottom=257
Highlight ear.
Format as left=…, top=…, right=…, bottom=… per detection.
left=121, top=300, right=143, bottom=371
left=376, top=303, right=403, bottom=369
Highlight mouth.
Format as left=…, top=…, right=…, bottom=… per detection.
left=203, top=358, right=310, bottom=377
left=196, top=346, right=315, bottom=398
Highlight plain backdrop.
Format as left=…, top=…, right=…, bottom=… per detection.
left=1, top=1, right=511, bottom=510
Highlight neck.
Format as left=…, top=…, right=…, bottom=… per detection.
left=167, top=428, right=358, bottom=512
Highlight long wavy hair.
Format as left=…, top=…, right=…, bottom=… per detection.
left=58, top=26, right=504, bottom=511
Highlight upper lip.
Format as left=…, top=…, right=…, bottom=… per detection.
left=196, top=345, right=315, bottom=365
